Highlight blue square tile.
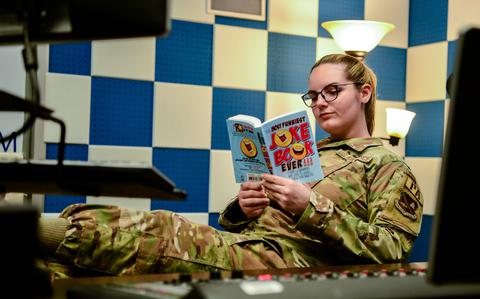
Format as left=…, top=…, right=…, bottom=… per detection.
left=211, top=88, right=265, bottom=150
left=366, top=46, right=406, bottom=101
left=44, top=195, right=86, bottom=213
left=447, top=40, right=458, bottom=77
left=90, top=77, right=153, bottom=147
left=406, top=101, right=444, bottom=157
left=44, top=143, right=88, bottom=213
left=208, top=213, right=224, bottom=231
left=215, top=17, right=266, bottom=30
left=267, top=33, right=316, bottom=94
left=215, top=0, right=268, bottom=30
left=318, top=0, right=364, bottom=38
left=49, top=42, right=91, bottom=76
left=409, top=0, right=448, bottom=46
left=408, top=215, right=433, bottom=262
left=155, top=20, right=213, bottom=86
left=151, top=148, right=210, bottom=212
left=45, top=143, right=88, bottom=161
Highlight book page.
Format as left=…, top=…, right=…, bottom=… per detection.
left=260, top=110, right=323, bottom=183
left=227, top=114, right=262, bottom=127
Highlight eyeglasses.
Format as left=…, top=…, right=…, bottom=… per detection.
left=301, top=82, right=362, bottom=107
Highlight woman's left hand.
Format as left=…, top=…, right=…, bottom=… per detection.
left=262, top=173, right=311, bottom=217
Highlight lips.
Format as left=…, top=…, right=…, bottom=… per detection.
left=319, top=112, right=335, bottom=120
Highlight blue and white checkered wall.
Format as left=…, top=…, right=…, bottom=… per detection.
left=3, top=0, right=480, bottom=262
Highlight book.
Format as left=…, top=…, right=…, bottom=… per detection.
left=226, top=109, right=323, bottom=183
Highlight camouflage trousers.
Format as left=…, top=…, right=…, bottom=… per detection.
left=48, top=204, right=287, bottom=278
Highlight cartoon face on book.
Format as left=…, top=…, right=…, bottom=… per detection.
left=274, top=129, right=293, bottom=147
left=240, top=137, right=258, bottom=158
left=290, top=143, right=307, bottom=160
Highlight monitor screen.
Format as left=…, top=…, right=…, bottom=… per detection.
left=0, top=0, right=169, bottom=45
left=427, top=26, right=480, bottom=284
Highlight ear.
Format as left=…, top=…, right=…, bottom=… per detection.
left=359, top=83, right=372, bottom=104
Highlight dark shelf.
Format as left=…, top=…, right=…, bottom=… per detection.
left=0, top=159, right=187, bottom=199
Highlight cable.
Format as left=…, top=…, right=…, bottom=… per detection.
left=0, top=21, right=40, bottom=143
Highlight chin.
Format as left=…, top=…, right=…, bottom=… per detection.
left=319, top=122, right=336, bottom=135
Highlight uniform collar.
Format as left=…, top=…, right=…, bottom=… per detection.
left=317, top=137, right=383, bottom=153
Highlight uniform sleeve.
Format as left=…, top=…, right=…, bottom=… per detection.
left=294, top=162, right=423, bottom=264
left=218, top=197, right=252, bottom=232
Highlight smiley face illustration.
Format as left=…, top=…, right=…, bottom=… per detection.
left=274, top=129, right=293, bottom=148
left=240, top=137, right=257, bottom=158
left=290, top=143, right=307, bottom=160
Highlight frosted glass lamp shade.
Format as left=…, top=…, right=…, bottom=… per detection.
left=321, top=20, right=395, bottom=59
left=386, top=108, right=416, bottom=139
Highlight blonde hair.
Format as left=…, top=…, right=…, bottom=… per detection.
left=310, top=54, right=377, bottom=135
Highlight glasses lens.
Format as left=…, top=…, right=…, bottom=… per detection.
left=322, top=85, right=338, bottom=102
left=302, top=92, right=316, bottom=107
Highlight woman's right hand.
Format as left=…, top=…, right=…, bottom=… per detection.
left=238, top=181, right=270, bottom=219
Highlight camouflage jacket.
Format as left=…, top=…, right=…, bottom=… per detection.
left=219, top=137, right=423, bottom=266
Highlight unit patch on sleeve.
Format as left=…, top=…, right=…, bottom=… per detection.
left=395, top=193, right=419, bottom=220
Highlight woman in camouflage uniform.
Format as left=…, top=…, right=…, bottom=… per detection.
left=40, top=53, right=423, bottom=278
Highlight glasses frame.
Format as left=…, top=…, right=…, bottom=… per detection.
left=301, top=82, right=362, bottom=107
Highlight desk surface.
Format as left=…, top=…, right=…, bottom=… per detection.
left=50, top=262, right=428, bottom=299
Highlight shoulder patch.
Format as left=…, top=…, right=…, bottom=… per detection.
left=404, top=174, right=421, bottom=201
left=395, top=193, right=419, bottom=220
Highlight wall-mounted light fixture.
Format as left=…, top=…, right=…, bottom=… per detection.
left=321, top=20, right=395, bottom=61
left=382, top=108, right=416, bottom=146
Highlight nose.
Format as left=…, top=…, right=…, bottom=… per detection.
left=312, top=95, right=328, bottom=109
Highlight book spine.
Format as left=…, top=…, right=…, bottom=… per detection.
left=255, top=127, right=272, bottom=175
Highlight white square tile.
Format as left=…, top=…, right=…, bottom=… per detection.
left=44, top=73, right=91, bottom=144
left=404, top=157, right=442, bottom=216
left=209, top=149, right=240, bottom=213
left=84, top=144, right=152, bottom=211
left=448, top=0, right=480, bottom=41
left=171, top=0, right=214, bottom=23
left=268, top=0, right=318, bottom=37
left=178, top=212, right=209, bottom=225
left=86, top=196, right=151, bottom=211
left=316, top=37, right=345, bottom=61
left=89, top=145, right=152, bottom=164
left=444, top=99, right=450, bottom=144
left=153, top=82, right=212, bottom=149
left=374, top=100, right=407, bottom=157
left=0, top=112, right=24, bottom=153
left=265, top=91, right=316, bottom=135
left=92, top=37, right=156, bottom=81
left=406, top=42, right=448, bottom=102
left=213, top=25, right=267, bottom=90
left=365, top=0, right=409, bottom=48
left=0, top=45, right=25, bottom=97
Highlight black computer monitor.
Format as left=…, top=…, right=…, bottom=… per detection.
left=0, top=0, right=169, bottom=45
left=427, top=27, right=480, bottom=284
